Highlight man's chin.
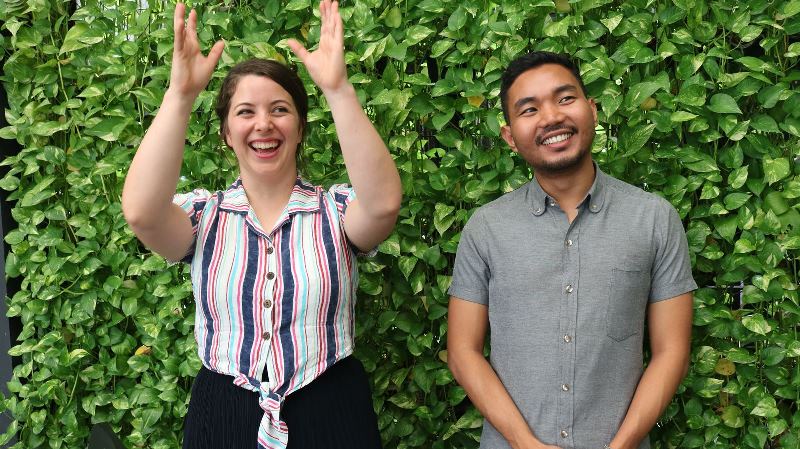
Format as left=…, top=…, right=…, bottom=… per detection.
left=529, top=151, right=590, bottom=175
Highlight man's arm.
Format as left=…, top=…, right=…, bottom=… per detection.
left=447, top=297, right=559, bottom=449
left=609, top=293, right=693, bottom=449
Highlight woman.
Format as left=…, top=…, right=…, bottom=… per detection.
left=121, top=1, right=401, bottom=448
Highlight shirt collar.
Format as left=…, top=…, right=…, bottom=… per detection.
left=527, top=162, right=608, bottom=216
left=218, top=177, right=320, bottom=214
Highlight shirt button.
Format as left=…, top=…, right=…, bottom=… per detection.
left=560, top=430, right=569, bottom=438
left=549, top=200, right=555, bottom=207
left=534, top=207, right=542, bottom=214
left=563, top=335, right=572, bottom=343
left=262, top=332, right=271, bottom=340
left=591, top=204, right=599, bottom=211
left=267, top=272, right=275, bottom=280
left=565, top=239, right=573, bottom=247
left=561, top=383, right=570, bottom=391
left=266, top=247, right=274, bottom=254
left=565, top=284, right=573, bottom=294
left=263, top=299, right=272, bottom=308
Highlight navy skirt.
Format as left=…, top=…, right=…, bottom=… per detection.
left=182, top=355, right=382, bottom=449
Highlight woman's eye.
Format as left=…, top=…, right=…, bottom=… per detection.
left=236, top=109, right=253, bottom=116
left=273, top=106, right=288, bottom=113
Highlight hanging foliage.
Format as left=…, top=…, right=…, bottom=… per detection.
left=1, top=0, right=799, bottom=448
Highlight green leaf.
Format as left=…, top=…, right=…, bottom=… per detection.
left=434, top=203, right=456, bottom=236
left=60, top=23, right=91, bottom=53
left=762, top=158, right=790, bottom=185
left=671, top=110, right=699, bottom=123
left=723, top=192, right=751, bottom=210
left=728, top=166, right=748, bottom=189
left=85, top=117, right=131, bottom=142
left=405, top=25, right=434, bottom=45
left=385, top=7, right=402, bottom=28
left=398, top=256, right=417, bottom=280
left=618, top=123, right=656, bottom=156
left=447, top=7, right=468, bottom=30
left=707, top=93, right=743, bottom=114
left=741, top=314, right=772, bottom=335
left=284, top=0, right=309, bottom=11
left=721, top=405, right=745, bottom=428
left=761, top=347, right=786, bottom=366
left=625, top=82, right=662, bottom=109
left=751, top=396, right=779, bottom=418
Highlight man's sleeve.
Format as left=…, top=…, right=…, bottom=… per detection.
left=649, top=199, right=698, bottom=302
left=448, top=211, right=491, bottom=305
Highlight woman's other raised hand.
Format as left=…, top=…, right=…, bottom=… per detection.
left=287, top=0, right=348, bottom=94
left=170, top=3, right=225, bottom=99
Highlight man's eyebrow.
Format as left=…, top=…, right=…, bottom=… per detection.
left=512, top=84, right=580, bottom=111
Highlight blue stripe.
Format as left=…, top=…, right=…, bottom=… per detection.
left=319, top=196, right=340, bottom=367
left=275, top=221, right=296, bottom=396
left=334, top=192, right=350, bottom=214
left=199, top=197, right=222, bottom=363
left=238, top=229, right=259, bottom=375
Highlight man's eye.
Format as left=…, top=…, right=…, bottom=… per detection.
left=521, top=107, right=537, bottom=114
left=559, top=96, right=575, bottom=103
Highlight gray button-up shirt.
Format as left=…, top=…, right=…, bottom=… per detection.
left=449, top=167, right=697, bottom=449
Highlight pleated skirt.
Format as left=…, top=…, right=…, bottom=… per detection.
left=182, top=355, right=383, bottom=449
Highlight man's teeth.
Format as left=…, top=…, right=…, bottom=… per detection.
left=251, top=141, right=279, bottom=150
left=542, top=133, right=572, bottom=145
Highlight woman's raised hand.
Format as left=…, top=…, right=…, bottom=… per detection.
left=287, top=0, right=348, bottom=94
left=170, top=3, right=224, bottom=98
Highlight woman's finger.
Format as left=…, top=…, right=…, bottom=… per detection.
left=287, top=39, right=311, bottom=64
left=186, top=8, right=200, bottom=49
left=206, top=40, right=225, bottom=69
left=332, top=1, right=343, bottom=42
left=173, top=3, right=185, bottom=52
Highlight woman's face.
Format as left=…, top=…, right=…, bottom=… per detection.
left=224, top=75, right=303, bottom=182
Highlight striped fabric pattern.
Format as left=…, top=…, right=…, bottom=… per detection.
left=173, top=177, right=361, bottom=449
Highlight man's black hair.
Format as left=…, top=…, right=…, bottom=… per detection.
left=499, top=51, right=588, bottom=123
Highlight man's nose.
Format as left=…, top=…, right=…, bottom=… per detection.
left=538, top=103, right=565, bottom=128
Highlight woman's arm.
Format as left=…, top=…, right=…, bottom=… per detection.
left=288, top=0, right=401, bottom=252
left=122, top=3, right=224, bottom=261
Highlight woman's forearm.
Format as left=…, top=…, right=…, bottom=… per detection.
left=323, top=83, right=402, bottom=219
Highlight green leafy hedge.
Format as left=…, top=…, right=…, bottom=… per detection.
left=1, top=0, right=800, bottom=447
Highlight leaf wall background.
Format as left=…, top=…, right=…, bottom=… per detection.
left=1, top=0, right=799, bottom=447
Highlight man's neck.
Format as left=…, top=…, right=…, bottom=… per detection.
left=535, top=157, right=596, bottom=213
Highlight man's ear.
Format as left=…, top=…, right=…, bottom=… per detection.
left=500, top=125, right=518, bottom=153
left=589, top=98, right=598, bottom=126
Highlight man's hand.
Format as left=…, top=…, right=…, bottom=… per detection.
left=169, top=3, right=224, bottom=99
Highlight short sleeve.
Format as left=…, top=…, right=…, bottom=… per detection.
left=326, top=183, right=377, bottom=257
left=328, top=183, right=356, bottom=219
left=172, top=188, right=214, bottom=263
left=448, top=211, right=490, bottom=305
left=649, top=200, right=698, bottom=302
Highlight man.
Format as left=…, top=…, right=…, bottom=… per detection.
left=447, top=51, right=696, bottom=449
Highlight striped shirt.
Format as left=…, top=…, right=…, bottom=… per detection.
left=173, top=177, right=364, bottom=449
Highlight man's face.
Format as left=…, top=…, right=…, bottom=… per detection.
left=500, top=64, right=597, bottom=175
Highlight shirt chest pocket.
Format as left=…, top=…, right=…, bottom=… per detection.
left=605, top=268, right=650, bottom=342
